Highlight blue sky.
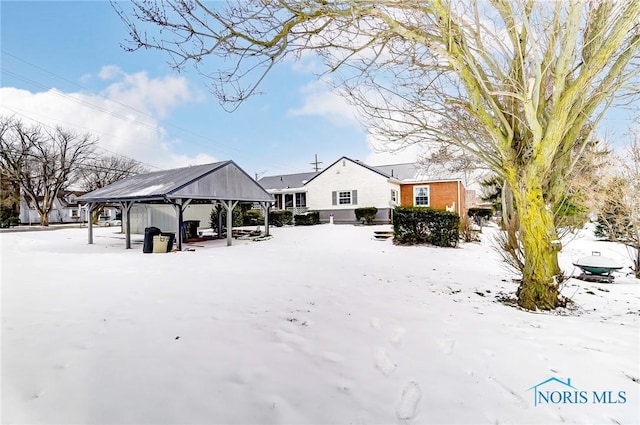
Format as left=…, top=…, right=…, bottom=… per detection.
left=1, top=1, right=406, bottom=177
left=1, top=1, right=636, bottom=178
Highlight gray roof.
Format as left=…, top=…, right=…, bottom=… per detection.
left=372, top=162, right=465, bottom=183
left=304, top=157, right=390, bottom=185
left=258, top=171, right=318, bottom=190
left=258, top=158, right=465, bottom=191
left=78, top=161, right=273, bottom=203
left=302, top=156, right=465, bottom=186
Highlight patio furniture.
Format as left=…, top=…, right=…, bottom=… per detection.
left=573, top=251, right=623, bottom=283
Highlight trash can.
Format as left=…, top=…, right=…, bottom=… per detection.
left=161, top=232, right=175, bottom=252
left=143, top=226, right=162, bottom=253
left=152, top=235, right=169, bottom=253
left=183, top=220, right=200, bottom=239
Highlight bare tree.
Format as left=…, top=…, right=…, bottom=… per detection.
left=0, top=117, right=96, bottom=226
left=77, top=154, right=146, bottom=192
left=621, top=137, right=640, bottom=278
left=596, top=135, right=640, bottom=278
left=114, top=1, right=640, bottom=310
left=76, top=154, right=147, bottom=223
left=418, top=144, right=491, bottom=190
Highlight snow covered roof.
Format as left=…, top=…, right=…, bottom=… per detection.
left=372, top=162, right=466, bottom=183
left=303, top=157, right=392, bottom=186
left=260, top=157, right=466, bottom=188
left=258, top=172, right=319, bottom=191
left=78, top=161, right=273, bottom=203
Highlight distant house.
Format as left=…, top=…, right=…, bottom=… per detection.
left=259, top=156, right=466, bottom=224
left=19, top=190, right=118, bottom=225
left=257, top=171, right=318, bottom=215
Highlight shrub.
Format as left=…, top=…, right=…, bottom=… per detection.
left=294, top=211, right=320, bottom=226
left=270, top=210, right=293, bottom=227
left=459, top=215, right=480, bottom=243
left=393, top=206, right=459, bottom=247
left=0, top=204, right=19, bottom=228
left=467, top=207, right=493, bottom=225
left=355, top=207, right=378, bottom=224
left=210, top=205, right=243, bottom=234
left=243, top=209, right=264, bottom=226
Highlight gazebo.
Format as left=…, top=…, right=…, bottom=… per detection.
left=78, top=161, right=274, bottom=250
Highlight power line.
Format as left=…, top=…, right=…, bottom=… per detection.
left=1, top=50, right=305, bottom=173
left=1, top=105, right=161, bottom=170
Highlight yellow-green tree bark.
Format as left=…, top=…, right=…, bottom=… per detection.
left=509, top=172, right=561, bottom=310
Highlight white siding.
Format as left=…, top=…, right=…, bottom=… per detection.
left=305, top=159, right=400, bottom=210
left=129, top=203, right=216, bottom=234
left=19, top=197, right=94, bottom=224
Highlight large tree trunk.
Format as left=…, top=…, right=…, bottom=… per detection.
left=35, top=209, right=49, bottom=226
left=92, top=205, right=105, bottom=224
left=25, top=193, right=51, bottom=226
left=501, top=182, right=520, bottom=253
left=512, top=176, right=562, bottom=310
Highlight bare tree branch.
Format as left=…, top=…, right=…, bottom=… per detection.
left=0, top=116, right=96, bottom=226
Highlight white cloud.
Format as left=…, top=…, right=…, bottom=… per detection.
left=101, top=67, right=202, bottom=119
left=288, top=80, right=361, bottom=128
left=0, top=70, right=215, bottom=170
left=364, top=133, right=427, bottom=165
left=286, top=80, right=429, bottom=166
left=97, top=65, right=125, bottom=80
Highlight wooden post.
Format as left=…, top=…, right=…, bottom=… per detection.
left=87, top=202, right=95, bottom=244
left=120, top=201, right=134, bottom=249
left=175, top=202, right=184, bottom=251
left=174, top=199, right=193, bottom=251
left=261, top=202, right=271, bottom=236
left=223, top=200, right=238, bottom=246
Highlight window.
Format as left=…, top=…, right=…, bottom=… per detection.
left=332, top=190, right=358, bottom=205
left=339, top=191, right=351, bottom=204
left=285, top=194, right=293, bottom=208
left=413, top=186, right=430, bottom=206
left=70, top=209, right=79, bottom=218
left=390, top=189, right=398, bottom=204
left=274, top=194, right=282, bottom=209
left=295, top=192, right=307, bottom=207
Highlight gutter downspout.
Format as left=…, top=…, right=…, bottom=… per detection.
left=457, top=181, right=462, bottom=216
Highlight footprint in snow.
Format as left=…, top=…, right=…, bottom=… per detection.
left=396, top=381, right=421, bottom=420
left=373, top=347, right=397, bottom=376
left=370, top=317, right=381, bottom=329
left=389, top=327, right=405, bottom=346
left=437, top=338, right=456, bottom=355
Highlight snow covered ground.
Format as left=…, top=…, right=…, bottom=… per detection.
left=1, top=223, right=638, bottom=424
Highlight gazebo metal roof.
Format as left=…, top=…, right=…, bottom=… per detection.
left=78, top=161, right=274, bottom=250
left=78, top=161, right=273, bottom=203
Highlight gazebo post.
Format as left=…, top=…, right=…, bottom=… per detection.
left=223, top=200, right=238, bottom=246
left=120, top=201, right=134, bottom=249
left=87, top=202, right=95, bottom=244
left=173, top=199, right=193, bottom=251
left=174, top=202, right=184, bottom=251
left=261, top=202, right=271, bottom=236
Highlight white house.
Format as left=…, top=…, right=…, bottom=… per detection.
left=304, top=157, right=400, bottom=223
left=19, top=191, right=118, bottom=225
left=258, top=156, right=467, bottom=224
left=257, top=171, right=318, bottom=215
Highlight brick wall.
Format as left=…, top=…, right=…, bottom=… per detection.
left=400, top=181, right=465, bottom=214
